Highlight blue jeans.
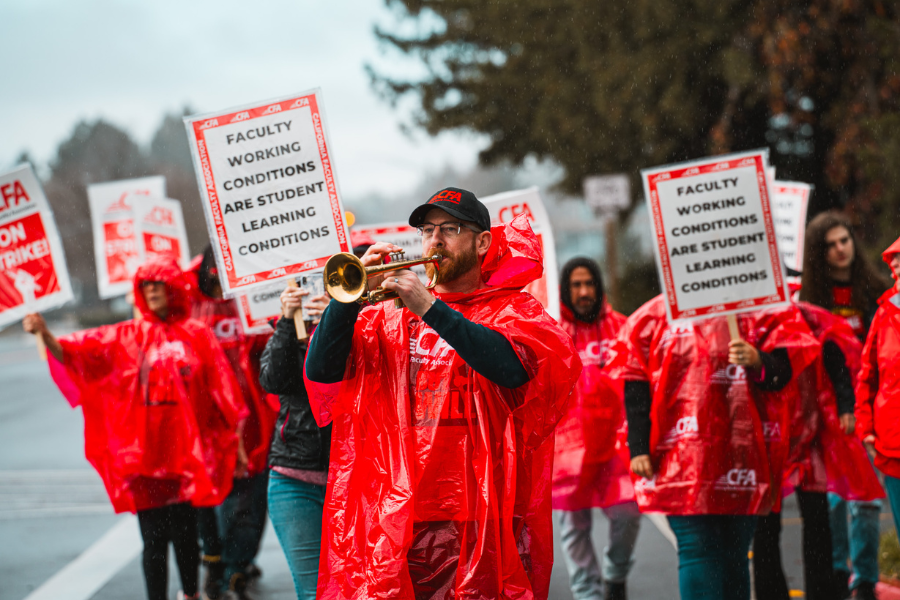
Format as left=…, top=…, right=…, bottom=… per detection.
left=557, top=503, right=642, bottom=599
left=199, top=472, right=269, bottom=582
left=884, top=475, right=900, bottom=536
left=828, top=492, right=881, bottom=588
left=268, top=470, right=326, bottom=600
left=667, top=515, right=757, bottom=600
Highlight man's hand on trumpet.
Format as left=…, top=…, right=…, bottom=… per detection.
left=360, top=242, right=404, bottom=290
left=381, top=269, right=435, bottom=317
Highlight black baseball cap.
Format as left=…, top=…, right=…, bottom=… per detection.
left=408, top=187, right=491, bottom=232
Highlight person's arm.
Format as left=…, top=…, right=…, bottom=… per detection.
left=22, top=313, right=63, bottom=362
left=259, top=317, right=306, bottom=396
left=625, top=380, right=652, bottom=458
left=855, top=322, right=880, bottom=448
left=304, top=301, right=360, bottom=383
left=751, top=348, right=792, bottom=392
left=822, top=340, right=856, bottom=433
left=421, top=300, right=530, bottom=388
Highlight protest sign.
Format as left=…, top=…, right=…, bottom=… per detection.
left=88, top=176, right=166, bottom=298
left=481, top=187, right=560, bottom=320
left=351, top=222, right=430, bottom=283
left=0, top=164, right=73, bottom=329
left=642, top=150, right=789, bottom=322
left=184, top=89, right=350, bottom=295
left=771, top=181, right=812, bottom=275
left=134, top=197, right=190, bottom=268
left=236, top=281, right=284, bottom=334
left=583, top=174, right=630, bottom=215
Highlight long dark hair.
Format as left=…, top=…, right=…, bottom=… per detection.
left=560, top=257, right=605, bottom=323
left=799, top=211, right=889, bottom=310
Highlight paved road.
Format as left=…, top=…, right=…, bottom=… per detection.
left=0, top=326, right=889, bottom=600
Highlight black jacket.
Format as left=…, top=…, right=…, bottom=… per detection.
left=259, top=317, right=331, bottom=473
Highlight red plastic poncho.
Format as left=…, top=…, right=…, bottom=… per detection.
left=782, top=302, right=883, bottom=501
left=305, top=214, right=581, bottom=600
left=856, top=256, right=900, bottom=479
left=186, top=256, right=278, bottom=477
left=613, top=296, right=818, bottom=515
left=552, top=302, right=634, bottom=511
left=48, top=258, right=244, bottom=513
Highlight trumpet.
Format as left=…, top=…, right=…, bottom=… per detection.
left=324, top=251, right=441, bottom=306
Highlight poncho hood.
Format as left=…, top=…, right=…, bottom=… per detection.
left=882, top=234, right=900, bottom=270
left=133, top=257, right=193, bottom=323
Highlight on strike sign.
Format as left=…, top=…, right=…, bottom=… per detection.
left=135, top=197, right=190, bottom=268
left=88, top=176, right=166, bottom=298
left=0, top=164, right=73, bottom=329
left=771, top=181, right=812, bottom=275
left=642, top=150, right=788, bottom=321
left=184, top=89, right=350, bottom=294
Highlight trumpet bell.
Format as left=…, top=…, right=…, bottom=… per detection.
left=324, top=253, right=367, bottom=303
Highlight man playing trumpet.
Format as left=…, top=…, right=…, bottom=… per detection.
left=304, top=187, right=581, bottom=600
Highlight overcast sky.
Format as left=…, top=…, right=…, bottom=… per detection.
left=1, top=0, right=487, bottom=200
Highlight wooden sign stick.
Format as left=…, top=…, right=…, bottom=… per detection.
left=285, top=279, right=308, bottom=340
left=727, top=313, right=741, bottom=341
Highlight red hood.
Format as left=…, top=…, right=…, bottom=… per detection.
left=883, top=235, right=900, bottom=280
left=480, top=213, right=543, bottom=290
left=434, top=213, right=543, bottom=305
left=133, top=257, right=193, bottom=323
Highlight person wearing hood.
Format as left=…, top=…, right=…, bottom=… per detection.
left=187, top=247, right=278, bottom=600
left=303, top=188, right=581, bottom=600
left=23, top=258, right=244, bottom=600
left=856, top=236, right=900, bottom=538
left=553, top=257, right=640, bottom=600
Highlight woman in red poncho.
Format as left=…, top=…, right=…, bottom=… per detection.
left=856, top=236, right=900, bottom=535
left=23, top=258, right=244, bottom=600
left=615, top=297, right=818, bottom=600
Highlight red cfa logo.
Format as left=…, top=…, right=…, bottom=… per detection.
left=144, top=206, right=174, bottom=226
left=428, top=190, right=462, bottom=204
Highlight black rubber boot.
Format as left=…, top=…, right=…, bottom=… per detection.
left=202, top=556, right=225, bottom=600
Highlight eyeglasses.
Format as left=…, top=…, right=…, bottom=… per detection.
left=416, top=221, right=481, bottom=238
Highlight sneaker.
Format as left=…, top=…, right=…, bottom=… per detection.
left=851, top=581, right=876, bottom=600
left=202, top=556, right=225, bottom=600
left=223, top=573, right=255, bottom=600
left=244, top=564, right=262, bottom=581
left=604, top=581, right=627, bottom=600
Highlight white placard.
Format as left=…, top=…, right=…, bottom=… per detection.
left=0, top=164, right=74, bottom=329
left=351, top=223, right=430, bottom=283
left=481, top=187, right=560, bottom=320
left=184, top=89, right=351, bottom=295
left=584, top=174, right=630, bottom=214
left=771, top=181, right=812, bottom=275
left=236, top=281, right=285, bottom=334
left=87, top=176, right=166, bottom=298
left=134, top=197, right=190, bottom=268
left=641, top=150, right=789, bottom=322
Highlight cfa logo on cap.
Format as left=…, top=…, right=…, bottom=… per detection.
left=429, top=190, right=462, bottom=204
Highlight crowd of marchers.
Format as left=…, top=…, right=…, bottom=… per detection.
left=21, top=188, right=900, bottom=600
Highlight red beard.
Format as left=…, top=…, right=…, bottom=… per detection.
left=425, top=244, right=478, bottom=284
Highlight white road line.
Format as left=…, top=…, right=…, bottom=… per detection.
left=646, top=512, right=678, bottom=548
left=22, top=515, right=142, bottom=600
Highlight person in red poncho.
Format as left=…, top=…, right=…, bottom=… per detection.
left=187, top=247, right=278, bottom=600
left=615, top=297, right=818, bottom=600
left=799, top=211, right=891, bottom=600
left=752, top=301, right=884, bottom=600
left=553, top=257, right=640, bottom=600
left=304, top=188, right=581, bottom=600
left=856, top=236, right=900, bottom=537
left=22, top=258, right=244, bottom=600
